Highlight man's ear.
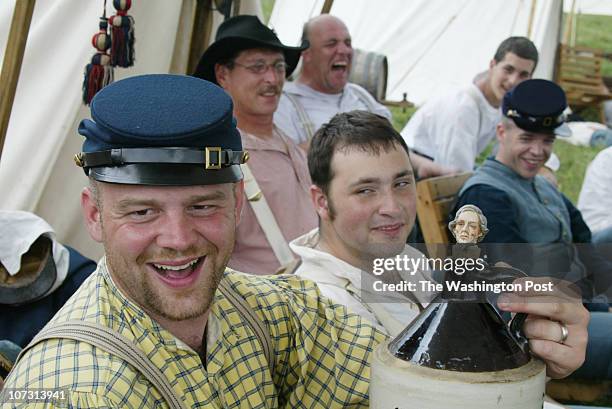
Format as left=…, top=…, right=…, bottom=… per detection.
left=300, top=49, right=311, bottom=64
left=496, top=122, right=506, bottom=143
left=215, top=63, right=230, bottom=89
left=81, top=187, right=103, bottom=243
left=310, top=184, right=331, bottom=221
left=489, top=58, right=497, bottom=71
left=233, top=180, right=245, bottom=225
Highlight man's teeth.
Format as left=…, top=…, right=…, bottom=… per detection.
left=154, top=259, right=198, bottom=271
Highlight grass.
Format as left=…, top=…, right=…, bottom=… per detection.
left=389, top=106, right=417, bottom=132
left=261, top=0, right=274, bottom=23
left=572, top=14, right=612, bottom=77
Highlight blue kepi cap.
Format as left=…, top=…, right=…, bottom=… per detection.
left=75, top=74, right=247, bottom=185
left=502, top=79, right=571, bottom=137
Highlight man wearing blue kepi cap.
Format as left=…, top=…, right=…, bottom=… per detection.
left=0, top=74, right=385, bottom=407
left=456, top=79, right=612, bottom=381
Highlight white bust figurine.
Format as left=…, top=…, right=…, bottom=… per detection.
left=449, top=204, right=489, bottom=243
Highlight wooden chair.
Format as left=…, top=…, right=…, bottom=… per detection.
left=416, top=172, right=473, bottom=246
left=556, top=44, right=612, bottom=123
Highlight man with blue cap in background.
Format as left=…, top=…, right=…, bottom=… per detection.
left=456, top=78, right=612, bottom=381
left=0, top=74, right=385, bottom=407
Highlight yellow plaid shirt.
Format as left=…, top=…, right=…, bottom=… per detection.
left=1, top=259, right=385, bottom=408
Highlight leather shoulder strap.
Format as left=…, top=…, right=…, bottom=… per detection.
left=241, top=163, right=295, bottom=266
left=282, top=91, right=316, bottom=141
left=16, top=321, right=187, bottom=409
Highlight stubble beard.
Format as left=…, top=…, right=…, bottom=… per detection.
left=103, top=237, right=234, bottom=323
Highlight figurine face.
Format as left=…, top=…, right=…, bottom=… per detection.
left=453, top=210, right=481, bottom=243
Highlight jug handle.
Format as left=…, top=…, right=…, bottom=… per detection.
left=509, top=312, right=529, bottom=353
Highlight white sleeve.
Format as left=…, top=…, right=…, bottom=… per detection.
left=350, top=83, right=392, bottom=120
left=577, top=148, right=612, bottom=231
left=367, top=95, right=392, bottom=120
left=435, top=98, right=481, bottom=171
left=274, top=92, right=307, bottom=144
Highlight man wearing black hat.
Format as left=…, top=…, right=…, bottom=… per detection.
left=0, top=75, right=385, bottom=407
left=193, top=15, right=317, bottom=276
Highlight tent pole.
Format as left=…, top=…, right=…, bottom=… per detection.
left=562, top=0, right=577, bottom=44
left=571, top=9, right=579, bottom=46
left=0, top=0, right=36, bottom=164
left=321, top=0, right=334, bottom=14
left=187, top=0, right=215, bottom=75
left=527, top=0, right=537, bottom=39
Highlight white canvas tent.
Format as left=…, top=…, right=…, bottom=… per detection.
left=0, top=0, right=605, bottom=260
left=270, top=0, right=564, bottom=105
left=0, top=0, right=262, bottom=259
left=563, top=0, right=612, bottom=15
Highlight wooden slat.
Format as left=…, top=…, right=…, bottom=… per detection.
left=416, top=172, right=472, bottom=245
left=557, top=44, right=609, bottom=119
left=0, top=0, right=36, bottom=163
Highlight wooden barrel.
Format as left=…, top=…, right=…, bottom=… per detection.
left=349, top=48, right=388, bottom=101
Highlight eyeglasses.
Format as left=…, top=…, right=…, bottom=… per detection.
left=232, top=60, right=287, bottom=75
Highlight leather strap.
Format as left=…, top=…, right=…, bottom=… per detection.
left=283, top=91, right=316, bottom=141
left=17, top=321, right=187, bottom=409
left=13, top=279, right=276, bottom=406
left=240, top=163, right=295, bottom=266
left=81, top=147, right=245, bottom=168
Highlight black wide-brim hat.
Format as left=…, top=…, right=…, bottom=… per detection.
left=193, top=15, right=308, bottom=84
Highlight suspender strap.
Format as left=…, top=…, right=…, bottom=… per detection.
left=217, top=278, right=274, bottom=374
left=13, top=281, right=276, bottom=406
left=240, top=163, right=295, bottom=266
left=283, top=91, right=316, bottom=141
left=17, top=321, right=187, bottom=409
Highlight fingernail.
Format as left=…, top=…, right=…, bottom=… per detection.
left=498, top=294, right=510, bottom=309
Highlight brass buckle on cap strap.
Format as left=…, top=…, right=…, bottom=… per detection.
left=205, top=147, right=222, bottom=170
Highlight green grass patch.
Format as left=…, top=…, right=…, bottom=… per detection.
left=572, top=13, right=612, bottom=77
left=389, top=105, right=417, bottom=132
left=554, top=140, right=603, bottom=203
left=261, top=0, right=274, bottom=23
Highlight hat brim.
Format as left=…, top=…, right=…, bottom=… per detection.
left=0, top=236, right=56, bottom=306
left=554, top=122, right=572, bottom=138
left=88, top=164, right=244, bottom=186
left=193, top=37, right=307, bottom=84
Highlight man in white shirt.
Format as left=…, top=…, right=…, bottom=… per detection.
left=578, top=146, right=612, bottom=243
left=402, top=37, right=538, bottom=172
left=291, top=110, right=588, bottom=379
left=274, top=14, right=391, bottom=149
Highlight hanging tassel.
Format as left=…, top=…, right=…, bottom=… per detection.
left=109, top=0, right=135, bottom=67
left=83, top=17, right=114, bottom=105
